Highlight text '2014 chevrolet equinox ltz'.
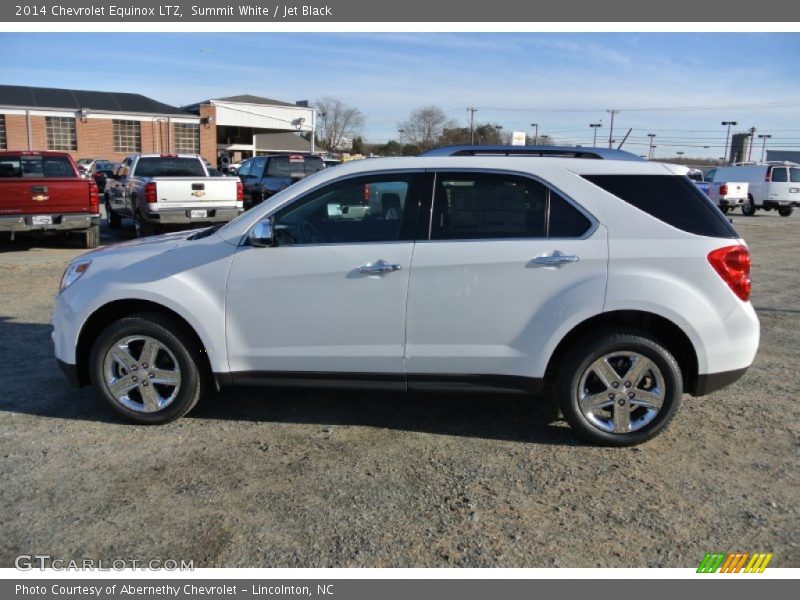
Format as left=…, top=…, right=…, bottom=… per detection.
left=52, top=148, right=759, bottom=446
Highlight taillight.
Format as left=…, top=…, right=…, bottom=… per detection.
left=88, top=179, right=99, bottom=205
left=145, top=182, right=157, bottom=204
left=708, top=245, right=751, bottom=302
left=719, top=184, right=728, bottom=196
left=363, top=184, right=370, bottom=204
left=236, top=180, right=244, bottom=202
left=765, top=169, right=771, bottom=182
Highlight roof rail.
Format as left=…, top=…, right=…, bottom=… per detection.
left=418, top=145, right=644, bottom=161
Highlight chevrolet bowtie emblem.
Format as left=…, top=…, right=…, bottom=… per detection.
left=191, top=191, right=206, bottom=198
left=32, top=194, right=48, bottom=202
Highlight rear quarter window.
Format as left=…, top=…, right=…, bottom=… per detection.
left=583, top=174, right=738, bottom=238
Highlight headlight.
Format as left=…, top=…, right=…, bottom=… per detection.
left=60, top=260, right=92, bottom=293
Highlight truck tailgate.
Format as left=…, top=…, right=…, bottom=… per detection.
left=149, top=177, right=238, bottom=207
left=0, top=178, right=96, bottom=215
left=721, top=182, right=748, bottom=200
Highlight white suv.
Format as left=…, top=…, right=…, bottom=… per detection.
left=52, top=149, right=760, bottom=445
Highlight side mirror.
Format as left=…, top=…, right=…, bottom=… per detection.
left=327, top=202, right=343, bottom=218
left=249, top=219, right=273, bottom=247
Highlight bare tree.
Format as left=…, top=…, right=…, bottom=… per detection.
left=315, top=97, right=365, bottom=152
left=398, top=106, right=448, bottom=152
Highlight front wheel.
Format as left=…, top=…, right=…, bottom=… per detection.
left=89, top=313, right=206, bottom=424
left=742, top=196, right=756, bottom=216
left=557, top=330, right=683, bottom=446
left=778, top=206, right=794, bottom=217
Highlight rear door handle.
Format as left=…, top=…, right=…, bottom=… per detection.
left=532, top=251, right=580, bottom=266
left=357, top=260, right=402, bottom=274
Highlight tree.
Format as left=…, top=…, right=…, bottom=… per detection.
left=398, top=106, right=449, bottom=152
left=315, top=97, right=365, bottom=152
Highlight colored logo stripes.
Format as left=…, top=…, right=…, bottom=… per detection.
left=697, top=552, right=773, bottom=573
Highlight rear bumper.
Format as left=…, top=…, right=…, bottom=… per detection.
left=693, top=366, right=749, bottom=396
left=145, top=208, right=243, bottom=225
left=0, top=213, right=100, bottom=232
left=719, top=198, right=744, bottom=207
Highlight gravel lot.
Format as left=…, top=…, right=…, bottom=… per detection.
left=1, top=211, right=798, bottom=568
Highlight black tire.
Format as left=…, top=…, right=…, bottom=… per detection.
left=89, top=312, right=206, bottom=424
left=556, top=329, right=683, bottom=446
left=742, top=196, right=756, bottom=216
left=778, top=206, right=794, bottom=217
left=106, top=198, right=121, bottom=229
left=80, top=225, right=100, bottom=249
left=133, top=211, right=155, bottom=237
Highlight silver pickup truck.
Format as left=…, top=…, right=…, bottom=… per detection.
left=104, top=153, right=243, bottom=236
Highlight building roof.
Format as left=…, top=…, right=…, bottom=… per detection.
left=253, top=132, right=312, bottom=153
left=0, top=84, right=193, bottom=117
left=204, top=94, right=298, bottom=108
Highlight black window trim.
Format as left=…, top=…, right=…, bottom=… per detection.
left=422, top=168, right=598, bottom=243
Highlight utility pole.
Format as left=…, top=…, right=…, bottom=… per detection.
left=721, top=121, right=737, bottom=164
left=758, top=134, right=772, bottom=162
left=531, top=123, right=539, bottom=145
left=747, top=126, right=756, bottom=162
left=468, top=107, right=477, bottom=144
left=590, top=123, right=602, bottom=147
left=647, top=133, right=656, bottom=159
left=607, top=109, right=619, bottom=149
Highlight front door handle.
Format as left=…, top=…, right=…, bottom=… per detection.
left=532, top=251, right=580, bottom=266
left=357, top=260, right=402, bottom=274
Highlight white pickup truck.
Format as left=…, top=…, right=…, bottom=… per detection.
left=104, top=153, right=243, bottom=237
left=706, top=180, right=749, bottom=214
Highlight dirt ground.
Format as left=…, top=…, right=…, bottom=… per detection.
left=1, top=211, right=798, bottom=568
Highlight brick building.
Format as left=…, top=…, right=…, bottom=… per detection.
left=0, top=86, right=318, bottom=167
left=0, top=84, right=211, bottom=163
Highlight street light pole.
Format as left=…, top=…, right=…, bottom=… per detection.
left=607, top=109, right=619, bottom=149
left=468, top=107, right=477, bottom=144
left=590, top=123, right=602, bottom=147
left=758, top=134, right=772, bottom=162
left=531, top=123, right=538, bottom=145
left=721, top=121, right=737, bottom=164
left=647, top=133, right=656, bottom=160
left=747, top=127, right=757, bottom=162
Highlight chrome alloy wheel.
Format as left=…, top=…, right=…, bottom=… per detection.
left=102, top=335, right=182, bottom=413
left=577, top=351, right=666, bottom=434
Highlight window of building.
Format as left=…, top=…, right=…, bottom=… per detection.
left=113, top=120, right=141, bottom=153
left=174, top=123, right=200, bottom=154
left=0, top=115, right=6, bottom=150
left=45, top=116, right=77, bottom=151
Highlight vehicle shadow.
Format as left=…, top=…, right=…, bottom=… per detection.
left=0, top=317, right=579, bottom=446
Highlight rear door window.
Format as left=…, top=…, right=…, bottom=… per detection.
left=267, top=156, right=323, bottom=178
left=134, top=157, right=206, bottom=177
left=790, top=168, right=800, bottom=183
left=770, top=167, right=788, bottom=182
left=249, top=157, right=267, bottom=178
left=583, top=174, right=738, bottom=238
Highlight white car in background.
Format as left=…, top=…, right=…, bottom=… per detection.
left=52, top=147, right=759, bottom=446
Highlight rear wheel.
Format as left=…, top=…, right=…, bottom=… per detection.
left=778, top=206, right=794, bottom=217
left=106, top=198, right=121, bottom=229
left=134, top=211, right=155, bottom=237
left=742, top=196, right=756, bottom=216
left=89, top=313, right=205, bottom=424
left=720, top=206, right=730, bottom=214
left=557, top=330, right=683, bottom=446
left=80, top=225, right=100, bottom=249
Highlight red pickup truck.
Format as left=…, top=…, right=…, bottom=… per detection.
left=0, top=150, right=101, bottom=248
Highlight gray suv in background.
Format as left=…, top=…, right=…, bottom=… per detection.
left=238, top=154, right=325, bottom=209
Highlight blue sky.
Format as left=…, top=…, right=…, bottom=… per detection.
left=2, top=32, right=799, bottom=158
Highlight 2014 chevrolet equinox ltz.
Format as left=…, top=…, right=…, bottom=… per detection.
left=52, top=147, right=760, bottom=446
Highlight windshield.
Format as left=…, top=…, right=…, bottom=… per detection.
left=266, top=156, right=325, bottom=178
left=135, top=157, right=207, bottom=177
